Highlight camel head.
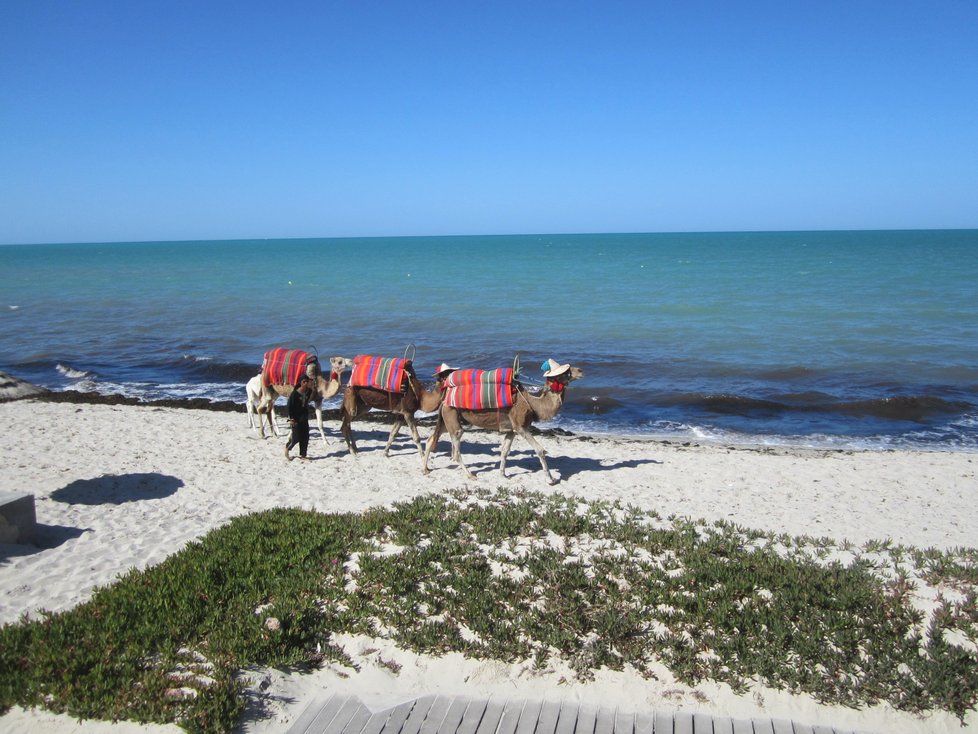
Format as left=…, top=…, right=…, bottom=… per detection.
left=328, top=356, right=355, bottom=382
left=543, top=362, right=584, bottom=392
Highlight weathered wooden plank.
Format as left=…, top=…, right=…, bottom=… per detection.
left=294, top=694, right=354, bottom=734
left=537, top=700, right=563, bottom=734
left=418, top=696, right=456, bottom=734
left=555, top=701, right=581, bottom=734
left=288, top=695, right=340, bottom=734
left=378, top=699, right=418, bottom=734
left=494, top=699, right=527, bottom=734
left=593, top=704, right=617, bottom=734
left=691, top=712, right=713, bottom=733
left=614, top=708, right=634, bottom=734
left=438, top=697, right=474, bottom=734
left=323, top=696, right=373, bottom=734
left=632, top=711, right=653, bottom=734
left=652, top=710, right=674, bottom=734
left=514, top=700, right=544, bottom=734
left=338, top=703, right=374, bottom=734
left=673, top=711, right=693, bottom=734
left=289, top=696, right=873, bottom=734
left=399, top=696, right=438, bottom=734
left=358, top=708, right=397, bottom=734
left=475, top=699, right=506, bottom=734
left=458, top=699, right=490, bottom=734
left=576, top=703, right=599, bottom=734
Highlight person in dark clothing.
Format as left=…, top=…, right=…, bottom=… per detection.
left=285, top=375, right=312, bottom=461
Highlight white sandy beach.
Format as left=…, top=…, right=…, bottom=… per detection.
left=1, top=396, right=976, bottom=734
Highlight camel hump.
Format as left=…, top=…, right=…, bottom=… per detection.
left=444, top=368, right=515, bottom=410
left=262, top=348, right=317, bottom=387
left=350, top=355, right=412, bottom=393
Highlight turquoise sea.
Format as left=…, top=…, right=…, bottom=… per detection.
left=1, top=230, right=976, bottom=450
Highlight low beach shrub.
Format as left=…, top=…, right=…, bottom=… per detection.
left=1, top=489, right=976, bottom=732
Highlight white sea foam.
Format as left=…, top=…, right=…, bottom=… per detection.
left=56, top=364, right=92, bottom=379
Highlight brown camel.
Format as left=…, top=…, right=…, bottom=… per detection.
left=421, top=362, right=583, bottom=485
left=249, top=356, right=353, bottom=446
left=340, top=371, right=444, bottom=456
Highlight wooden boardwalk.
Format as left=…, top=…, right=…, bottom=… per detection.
left=285, top=694, right=877, bottom=734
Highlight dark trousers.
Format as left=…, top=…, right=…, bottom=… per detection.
left=286, top=422, right=309, bottom=457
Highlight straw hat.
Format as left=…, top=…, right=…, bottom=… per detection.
left=542, top=358, right=570, bottom=377
left=433, top=362, right=458, bottom=377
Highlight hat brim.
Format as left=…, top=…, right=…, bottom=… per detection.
left=544, top=363, right=571, bottom=378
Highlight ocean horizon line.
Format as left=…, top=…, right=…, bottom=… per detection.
left=3, top=226, right=977, bottom=248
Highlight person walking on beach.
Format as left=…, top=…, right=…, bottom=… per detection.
left=285, top=375, right=312, bottom=461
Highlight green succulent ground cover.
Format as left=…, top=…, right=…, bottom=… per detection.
left=1, top=488, right=976, bottom=733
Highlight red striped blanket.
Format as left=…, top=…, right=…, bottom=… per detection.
left=443, top=368, right=515, bottom=410
left=261, top=348, right=319, bottom=388
left=350, top=355, right=410, bottom=393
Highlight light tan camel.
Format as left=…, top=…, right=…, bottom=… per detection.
left=340, top=371, right=444, bottom=457
left=421, top=363, right=583, bottom=485
left=247, top=356, right=353, bottom=447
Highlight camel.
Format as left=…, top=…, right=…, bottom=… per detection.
left=421, top=361, right=584, bottom=485
left=246, top=355, right=353, bottom=447
left=340, top=367, right=445, bottom=457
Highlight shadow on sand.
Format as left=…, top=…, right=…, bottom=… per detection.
left=424, top=435, right=663, bottom=481
left=51, top=473, right=184, bottom=506
left=0, top=524, right=92, bottom=559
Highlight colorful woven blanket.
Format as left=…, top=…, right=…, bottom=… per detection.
left=443, top=368, right=515, bottom=410
left=350, top=355, right=411, bottom=393
left=262, top=348, right=319, bottom=388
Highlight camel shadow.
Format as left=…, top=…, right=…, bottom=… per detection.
left=549, top=455, right=663, bottom=481
left=51, top=473, right=184, bottom=505
left=433, top=450, right=663, bottom=482
left=335, top=429, right=424, bottom=457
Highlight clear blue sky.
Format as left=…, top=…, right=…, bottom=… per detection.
left=2, top=1, right=976, bottom=244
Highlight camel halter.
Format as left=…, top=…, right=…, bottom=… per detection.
left=546, top=379, right=566, bottom=394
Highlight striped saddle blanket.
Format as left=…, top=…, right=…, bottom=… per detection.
left=443, top=368, right=515, bottom=410
left=262, top=348, right=319, bottom=388
left=350, top=355, right=411, bottom=393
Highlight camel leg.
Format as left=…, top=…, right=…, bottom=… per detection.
left=255, top=400, right=268, bottom=439
left=404, top=413, right=425, bottom=456
left=313, top=401, right=329, bottom=448
left=247, top=401, right=258, bottom=431
left=421, top=417, right=444, bottom=475
left=258, top=393, right=284, bottom=438
left=246, top=391, right=256, bottom=429
left=261, top=405, right=276, bottom=439
left=498, top=431, right=517, bottom=478
left=515, top=427, right=555, bottom=484
left=383, top=416, right=404, bottom=457
left=448, top=427, right=477, bottom=480
left=340, top=411, right=358, bottom=455
left=246, top=376, right=262, bottom=431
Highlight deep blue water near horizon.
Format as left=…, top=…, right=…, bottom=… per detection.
left=2, top=230, right=977, bottom=450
